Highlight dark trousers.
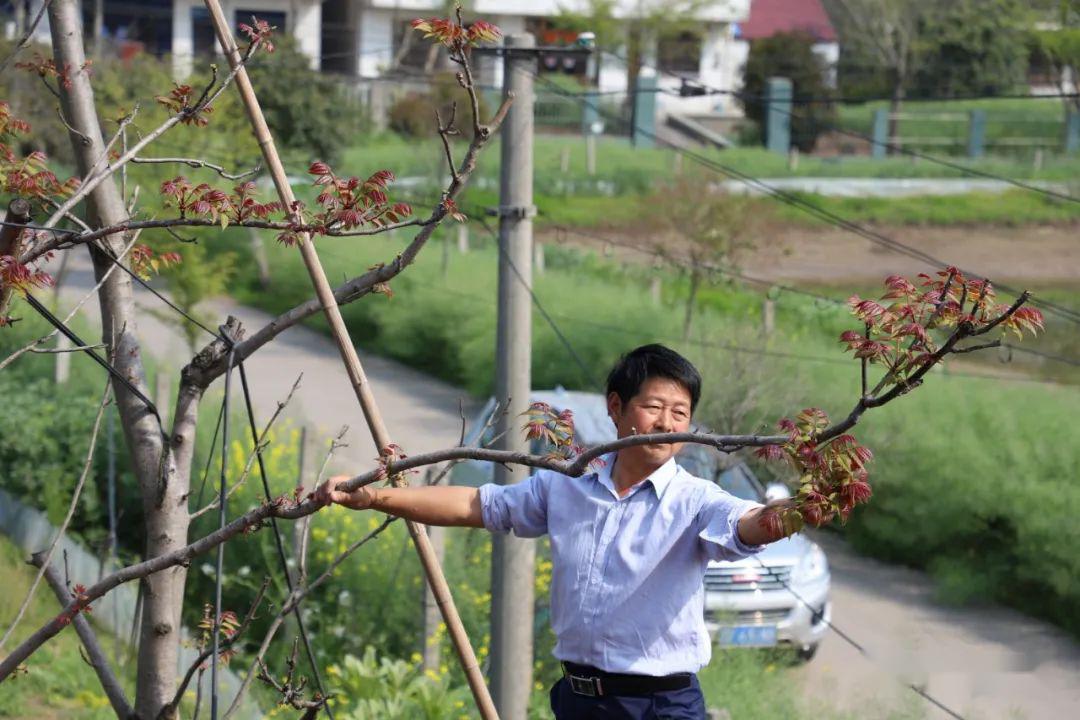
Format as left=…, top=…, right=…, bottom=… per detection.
left=549, top=674, right=706, bottom=719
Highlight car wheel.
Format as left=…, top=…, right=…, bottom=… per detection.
left=796, top=643, right=818, bottom=662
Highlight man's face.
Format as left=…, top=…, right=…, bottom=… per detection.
left=607, top=376, right=693, bottom=467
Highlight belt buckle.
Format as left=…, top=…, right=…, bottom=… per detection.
left=568, top=673, right=603, bottom=697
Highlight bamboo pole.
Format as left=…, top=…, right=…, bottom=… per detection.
left=200, top=3, right=499, bottom=717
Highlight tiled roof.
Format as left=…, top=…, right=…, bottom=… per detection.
left=737, top=0, right=838, bottom=43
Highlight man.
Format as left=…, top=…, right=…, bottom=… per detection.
left=316, top=344, right=791, bottom=719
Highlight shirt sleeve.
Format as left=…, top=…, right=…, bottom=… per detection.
left=697, top=483, right=766, bottom=561
left=478, top=472, right=550, bottom=538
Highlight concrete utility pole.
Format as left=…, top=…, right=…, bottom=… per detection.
left=491, top=32, right=536, bottom=720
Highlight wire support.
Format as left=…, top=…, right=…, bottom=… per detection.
left=236, top=360, right=335, bottom=719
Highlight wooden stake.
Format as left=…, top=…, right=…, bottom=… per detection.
left=200, top=3, right=498, bottom=718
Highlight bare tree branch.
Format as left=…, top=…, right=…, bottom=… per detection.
left=189, top=373, right=303, bottom=520
left=951, top=340, right=1003, bottom=354
left=32, top=551, right=137, bottom=719
left=0, top=0, right=53, bottom=73
left=225, top=516, right=394, bottom=718
left=0, top=233, right=140, bottom=374
left=129, top=156, right=261, bottom=181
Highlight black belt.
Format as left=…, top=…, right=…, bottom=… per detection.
left=561, top=661, right=693, bottom=697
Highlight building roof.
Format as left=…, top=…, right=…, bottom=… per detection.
left=737, top=0, right=837, bottom=43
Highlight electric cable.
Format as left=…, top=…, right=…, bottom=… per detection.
left=236, top=359, right=335, bottom=719
left=527, top=70, right=1080, bottom=327
left=209, top=338, right=235, bottom=720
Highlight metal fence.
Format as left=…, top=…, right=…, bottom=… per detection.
left=0, top=488, right=262, bottom=719
left=867, top=107, right=1080, bottom=159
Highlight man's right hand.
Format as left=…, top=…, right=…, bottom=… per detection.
left=315, top=475, right=376, bottom=511
left=313, top=478, right=484, bottom=528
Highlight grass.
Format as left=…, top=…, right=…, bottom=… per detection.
left=343, top=126, right=1080, bottom=192
left=0, top=536, right=135, bottom=720
left=335, top=131, right=1080, bottom=230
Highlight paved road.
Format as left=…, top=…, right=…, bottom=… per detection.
left=45, top=249, right=1080, bottom=719
left=797, top=532, right=1080, bottom=719
left=46, top=250, right=479, bottom=471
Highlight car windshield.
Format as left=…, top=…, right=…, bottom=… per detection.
left=717, top=467, right=764, bottom=503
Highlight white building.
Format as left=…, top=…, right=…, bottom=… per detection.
left=18, top=1, right=759, bottom=128
left=321, top=0, right=751, bottom=119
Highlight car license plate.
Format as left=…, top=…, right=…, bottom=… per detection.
left=718, top=625, right=777, bottom=647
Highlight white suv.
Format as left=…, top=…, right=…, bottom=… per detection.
left=693, top=457, right=831, bottom=661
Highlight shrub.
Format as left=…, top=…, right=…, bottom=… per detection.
left=247, top=36, right=368, bottom=164
left=388, top=73, right=491, bottom=138
left=740, top=32, right=836, bottom=153
left=325, top=646, right=471, bottom=719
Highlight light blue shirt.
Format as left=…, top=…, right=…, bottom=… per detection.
left=478, top=453, right=763, bottom=675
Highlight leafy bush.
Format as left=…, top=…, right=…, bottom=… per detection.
left=247, top=36, right=368, bottom=164
left=740, top=32, right=837, bottom=153
left=0, top=314, right=144, bottom=552
left=323, top=647, right=471, bottom=719
left=388, top=73, right=492, bottom=139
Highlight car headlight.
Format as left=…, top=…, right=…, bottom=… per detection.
left=791, top=544, right=828, bottom=584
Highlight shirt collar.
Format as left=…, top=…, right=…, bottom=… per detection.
left=593, top=453, right=679, bottom=499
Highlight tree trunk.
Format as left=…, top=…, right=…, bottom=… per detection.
left=48, top=2, right=202, bottom=716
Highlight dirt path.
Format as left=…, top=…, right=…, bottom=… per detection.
left=542, top=223, right=1080, bottom=286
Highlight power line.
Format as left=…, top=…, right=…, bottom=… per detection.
left=599, top=48, right=1079, bottom=105
left=548, top=226, right=1080, bottom=369
left=382, top=191, right=1080, bottom=378
left=527, top=70, right=1080, bottom=328
left=611, top=55, right=1080, bottom=207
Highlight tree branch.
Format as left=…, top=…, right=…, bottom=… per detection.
left=0, top=0, right=53, bottom=74
left=184, top=92, right=514, bottom=389
left=129, top=156, right=261, bottom=181
left=20, top=41, right=266, bottom=259
left=188, top=374, right=302, bottom=521
left=157, top=577, right=270, bottom=720
left=0, top=233, right=140, bottom=374
left=225, top=517, right=393, bottom=718
left=951, top=340, right=1002, bottom=354
left=32, top=551, right=137, bottom=720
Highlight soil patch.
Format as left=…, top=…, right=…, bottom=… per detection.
left=540, top=222, right=1080, bottom=286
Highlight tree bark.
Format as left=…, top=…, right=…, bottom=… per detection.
left=48, top=2, right=202, bottom=716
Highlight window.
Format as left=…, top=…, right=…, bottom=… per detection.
left=82, top=0, right=173, bottom=57
left=658, top=30, right=701, bottom=76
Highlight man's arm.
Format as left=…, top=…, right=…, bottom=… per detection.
left=315, top=476, right=484, bottom=528
left=736, top=501, right=794, bottom=546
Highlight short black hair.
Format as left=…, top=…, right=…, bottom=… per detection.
left=606, top=344, right=702, bottom=411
